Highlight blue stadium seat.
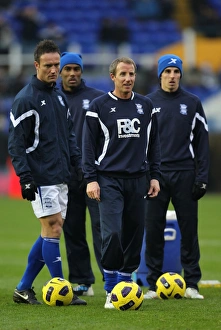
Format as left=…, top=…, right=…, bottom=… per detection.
left=9, top=0, right=182, bottom=54
left=130, top=31, right=152, bottom=44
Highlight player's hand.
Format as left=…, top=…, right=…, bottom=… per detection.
left=21, top=181, right=38, bottom=201
left=147, top=179, right=160, bottom=198
left=192, top=182, right=207, bottom=201
left=86, top=181, right=100, bottom=202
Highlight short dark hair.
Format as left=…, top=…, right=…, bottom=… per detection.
left=109, top=57, right=137, bottom=76
left=34, top=39, right=61, bottom=63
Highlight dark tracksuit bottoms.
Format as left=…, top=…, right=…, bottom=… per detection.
left=98, top=174, right=147, bottom=273
left=145, top=170, right=201, bottom=291
left=63, top=180, right=103, bottom=285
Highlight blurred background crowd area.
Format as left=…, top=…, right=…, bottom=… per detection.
left=0, top=0, right=221, bottom=193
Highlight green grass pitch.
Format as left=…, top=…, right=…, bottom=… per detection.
left=0, top=194, right=220, bottom=330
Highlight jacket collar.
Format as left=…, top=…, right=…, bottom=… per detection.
left=61, top=79, right=85, bottom=95
left=31, top=75, right=56, bottom=91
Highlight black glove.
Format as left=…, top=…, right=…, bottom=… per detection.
left=21, top=181, right=38, bottom=201
left=192, top=182, right=207, bottom=201
left=76, top=168, right=87, bottom=192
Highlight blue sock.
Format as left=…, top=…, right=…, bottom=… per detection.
left=17, top=236, right=45, bottom=290
left=104, top=269, right=118, bottom=293
left=42, top=237, right=63, bottom=278
left=117, top=272, right=133, bottom=283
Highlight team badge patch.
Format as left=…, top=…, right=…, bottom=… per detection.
left=135, top=104, right=144, bottom=114
left=180, top=104, right=187, bottom=115
left=82, top=99, right=90, bottom=109
left=44, top=198, right=53, bottom=209
left=58, top=95, right=65, bottom=106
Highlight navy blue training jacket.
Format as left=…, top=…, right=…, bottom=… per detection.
left=8, top=75, right=81, bottom=185
left=61, top=80, right=104, bottom=151
left=82, top=91, right=161, bottom=183
left=60, top=79, right=105, bottom=182
left=146, top=87, right=209, bottom=183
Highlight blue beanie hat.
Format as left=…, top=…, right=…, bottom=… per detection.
left=158, top=54, right=183, bottom=78
left=60, top=52, right=83, bottom=72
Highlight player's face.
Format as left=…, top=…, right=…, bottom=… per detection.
left=35, top=53, right=60, bottom=85
left=60, top=64, right=82, bottom=91
left=110, top=62, right=136, bottom=99
left=160, top=67, right=181, bottom=92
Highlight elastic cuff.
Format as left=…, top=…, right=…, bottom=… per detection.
left=19, top=172, right=33, bottom=184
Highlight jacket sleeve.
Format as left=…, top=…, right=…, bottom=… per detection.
left=147, top=110, right=161, bottom=181
left=192, top=101, right=210, bottom=183
left=82, top=104, right=100, bottom=183
left=8, top=97, right=33, bottom=178
left=68, top=109, right=82, bottom=170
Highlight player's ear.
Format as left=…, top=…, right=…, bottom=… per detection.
left=110, top=73, right=115, bottom=81
left=34, top=61, right=39, bottom=71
